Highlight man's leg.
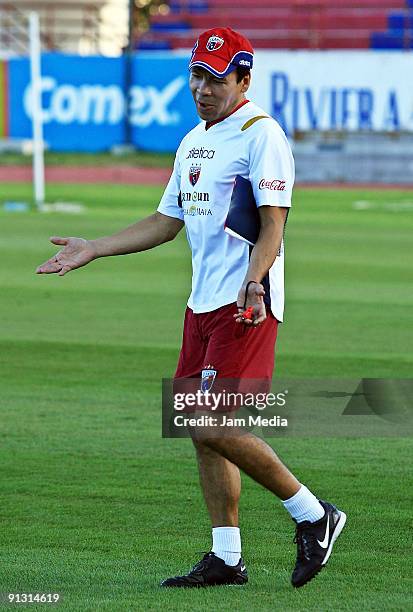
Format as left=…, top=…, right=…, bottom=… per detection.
left=190, top=429, right=302, bottom=572
left=196, top=433, right=299, bottom=500
left=194, top=440, right=241, bottom=527
left=193, top=433, right=304, bottom=570
left=161, top=435, right=248, bottom=588
left=194, top=442, right=244, bottom=568
left=196, top=432, right=346, bottom=589
left=163, top=305, right=346, bottom=588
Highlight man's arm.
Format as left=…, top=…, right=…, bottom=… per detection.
left=234, top=205, right=288, bottom=325
left=36, top=212, right=184, bottom=276
left=91, top=212, right=184, bottom=257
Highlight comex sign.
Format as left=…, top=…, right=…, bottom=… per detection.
left=23, top=76, right=186, bottom=126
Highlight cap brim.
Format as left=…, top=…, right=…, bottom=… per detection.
left=189, top=53, right=237, bottom=78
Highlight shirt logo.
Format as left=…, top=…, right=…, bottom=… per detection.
left=201, top=366, right=217, bottom=392
left=186, top=147, right=215, bottom=159
left=181, top=191, right=209, bottom=202
left=189, top=165, right=201, bottom=186
left=206, top=36, right=224, bottom=52
left=259, top=179, right=286, bottom=191
left=184, top=205, right=212, bottom=216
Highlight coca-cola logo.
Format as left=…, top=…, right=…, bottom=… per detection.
left=259, top=179, right=286, bottom=191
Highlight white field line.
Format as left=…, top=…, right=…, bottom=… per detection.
left=353, top=201, right=413, bottom=212
left=40, top=202, right=85, bottom=214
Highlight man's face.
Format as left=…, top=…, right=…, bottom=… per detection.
left=189, top=67, right=250, bottom=122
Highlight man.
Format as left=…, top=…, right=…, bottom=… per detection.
left=36, top=27, right=346, bottom=589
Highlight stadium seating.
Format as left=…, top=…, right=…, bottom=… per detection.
left=0, top=0, right=127, bottom=55
left=371, top=5, right=413, bottom=48
left=137, top=0, right=412, bottom=50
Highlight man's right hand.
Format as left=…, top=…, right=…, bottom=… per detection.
left=36, top=236, right=97, bottom=276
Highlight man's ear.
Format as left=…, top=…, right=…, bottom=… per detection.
left=241, top=74, right=251, bottom=94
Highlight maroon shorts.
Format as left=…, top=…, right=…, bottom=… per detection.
left=175, top=302, right=279, bottom=381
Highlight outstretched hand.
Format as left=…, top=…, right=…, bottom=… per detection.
left=36, top=236, right=97, bottom=276
left=234, top=281, right=266, bottom=326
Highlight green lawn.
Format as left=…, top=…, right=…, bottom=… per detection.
left=0, top=183, right=412, bottom=611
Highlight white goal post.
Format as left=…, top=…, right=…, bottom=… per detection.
left=0, top=9, right=45, bottom=208
left=29, top=12, right=45, bottom=208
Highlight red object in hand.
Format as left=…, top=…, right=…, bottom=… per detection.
left=242, top=306, right=254, bottom=320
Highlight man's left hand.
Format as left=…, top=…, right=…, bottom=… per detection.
left=234, top=281, right=266, bottom=326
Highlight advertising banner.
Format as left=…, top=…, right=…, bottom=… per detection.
left=9, top=53, right=198, bottom=151
left=4, top=50, right=413, bottom=152
left=7, top=52, right=198, bottom=151
left=9, top=53, right=126, bottom=151
left=130, top=53, right=198, bottom=151
left=249, top=51, right=413, bottom=136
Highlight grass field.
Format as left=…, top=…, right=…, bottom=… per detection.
left=1, top=182, right=412, bottom=611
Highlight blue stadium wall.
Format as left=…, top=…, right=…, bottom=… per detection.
left=5, top=51, right=413, bottom=152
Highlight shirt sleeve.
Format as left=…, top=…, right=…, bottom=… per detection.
left=248, top=122, right=295, bottom=208
left=157, top=147, right=184, bottom=221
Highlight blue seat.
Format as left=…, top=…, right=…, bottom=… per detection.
left=137, top=40, right=172, bottom=50
left=150, top=22, right=191, bottom=32
left=188, top=0, right=208, bottom=13
left=169, top=0, right=208, bottom=13
left=169, top=0, right=181, bottom=12
left=388, top=11, right=413, bottom=30
left=370, top=32, right=404, bottom=49
left=388, top=12, right=405, bottom=30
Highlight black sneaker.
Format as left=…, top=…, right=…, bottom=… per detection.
left=291, top=500, right=347, bottom=588
left=160, top=552, right=248, bottom=588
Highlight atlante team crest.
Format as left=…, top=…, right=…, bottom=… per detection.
left=201, top=366, right=217, bottom=392
left=189, top=165, right=201, bottom=186
left=206, top=35, right=224, bottom=51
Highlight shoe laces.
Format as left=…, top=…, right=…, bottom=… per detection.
left=293, top=524, right=315, bottom=562
left=191, top=552, right=214, bottom=573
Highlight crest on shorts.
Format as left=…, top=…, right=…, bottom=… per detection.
left=206, top=35, right=224, bottom=52
left=189, top=165, right=201, bottom=186
left=201, top=365, right=217, bottom=393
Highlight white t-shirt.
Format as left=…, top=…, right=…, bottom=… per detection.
left=157, top=100, right=294, bottom=321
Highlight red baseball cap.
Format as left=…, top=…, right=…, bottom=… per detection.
left=189, top=27, right=254, bottom=78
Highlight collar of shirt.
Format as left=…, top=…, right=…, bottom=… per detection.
left=205, top=99, right=250, bottom=131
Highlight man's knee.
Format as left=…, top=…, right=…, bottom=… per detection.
left=192, top=436, right=215, bottom=454
left=192, top=435, right=233, bottom=457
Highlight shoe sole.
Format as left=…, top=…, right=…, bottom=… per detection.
left=293, top=510, right=347, bottom=588
left=161, top=579, right=248, bottom=588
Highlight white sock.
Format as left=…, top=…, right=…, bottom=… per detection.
left=282, top=484, right=325, bottom=523
left=212, top=527, right=241, bottom=566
